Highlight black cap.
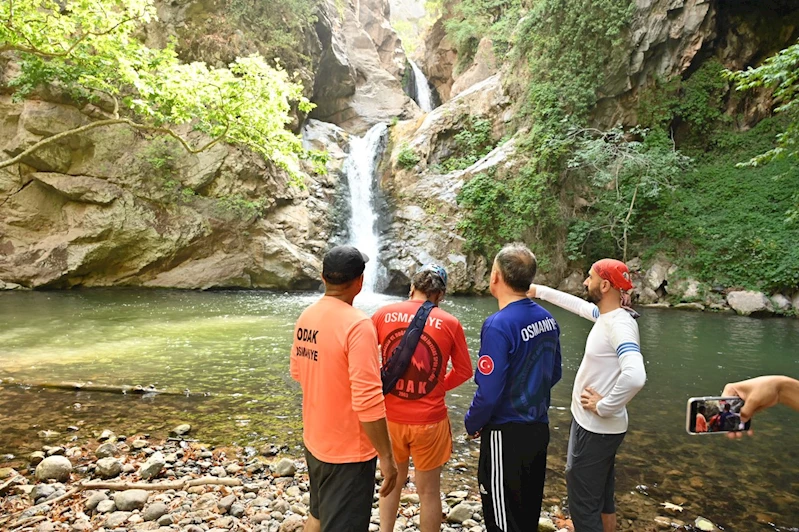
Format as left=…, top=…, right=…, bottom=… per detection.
left=322, top=245, right=370, bottom=284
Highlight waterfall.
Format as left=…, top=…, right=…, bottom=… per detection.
left=409, top=59, right=434, bottom=112
left=343, top=123, right=389, bottom=292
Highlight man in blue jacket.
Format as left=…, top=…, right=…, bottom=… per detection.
left=465, top=243, right=562, bottom=532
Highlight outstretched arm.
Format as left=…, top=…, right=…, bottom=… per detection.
left=723, top=376, right=799, bottom=422
left=528, top=284, right=599, bottom=322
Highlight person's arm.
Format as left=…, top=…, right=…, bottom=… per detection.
left=444, top=322, right=473, bottom=391
left=290, top=327, right=300, bottom=382
left=723, top=375, right=799, bottom=422
left=529, top=284, right=599, bottom=322
left=582, top=317, right=646, bottom=416
left=360, top=418, right=398, bottom=496
left=347, top=319, right=397, bottom=495
left=464, top=319, right=510, bottom=436
left=552, top=331, right=563, bottom=387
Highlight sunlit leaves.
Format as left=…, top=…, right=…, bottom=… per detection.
left=725, top=41, right=799, bottom=165
left=0, top=0, right=319, bottom=180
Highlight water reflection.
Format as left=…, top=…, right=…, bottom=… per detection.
left=0, top=291, right=797, bottom=530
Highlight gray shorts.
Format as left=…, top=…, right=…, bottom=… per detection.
left=565, top=420, right=626, bottom=532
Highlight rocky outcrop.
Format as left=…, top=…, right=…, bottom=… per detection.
left=379, top=75, right=511, bottom=293
left=594, top=0, right=799, bottom=127
left=358, top=0, right=406, bottom=79
left=417, top=17, right=458, bottom=102
left=309, top=0, right=420, bottom=133
left=0, top=98, right=342, bottom=290
left=450, top=37, right=498, bottom=98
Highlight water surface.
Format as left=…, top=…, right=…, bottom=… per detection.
left=1, top=289, right=797, bottom=530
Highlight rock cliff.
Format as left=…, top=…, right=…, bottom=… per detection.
left=0, top=0, right=410, bottom=290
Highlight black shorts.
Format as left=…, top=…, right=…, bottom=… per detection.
left=305, top=449, right=377, bottom=532
left=565, top=420, right=626, bottom=532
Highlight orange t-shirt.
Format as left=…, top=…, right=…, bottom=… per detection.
left=372, top=300, right=473, bottom=425
left=290, top=296, right=386, bottom=464
left=696, top=413, right=708, bottom=432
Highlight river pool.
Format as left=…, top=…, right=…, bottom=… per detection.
left=1, top=289, right=797, bottom=530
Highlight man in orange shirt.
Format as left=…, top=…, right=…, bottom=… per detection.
left=290, top=245, right=398, bottom=532
left=372, top=265, right=473, bottom=532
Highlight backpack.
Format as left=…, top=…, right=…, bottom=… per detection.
left=381, top=301, right=435, bottom=395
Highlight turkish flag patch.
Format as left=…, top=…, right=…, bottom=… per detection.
left=477, top=355, right=494, bottom=376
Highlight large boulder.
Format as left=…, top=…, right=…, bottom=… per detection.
left=726, top=291, right=774, bottom=316
left=35, top=456, right=72, bottom=482
left=771, top=293, right=792, bottom=313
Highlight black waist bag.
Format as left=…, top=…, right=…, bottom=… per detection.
left=381, top=301, right=435, bottom=395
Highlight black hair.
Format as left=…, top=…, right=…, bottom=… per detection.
left=698, top=405, right=706, bottom=415
left=411, top=269, right=446, bottom=298
left=495, top=243, right=537, bottom=293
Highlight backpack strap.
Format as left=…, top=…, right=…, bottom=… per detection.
left=381, top=301, right=436, bottom=395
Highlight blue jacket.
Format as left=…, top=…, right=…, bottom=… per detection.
left=465, top=299, right=562, bottom=435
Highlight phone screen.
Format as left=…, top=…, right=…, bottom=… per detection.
left=686, top=396, right=752, bottom=434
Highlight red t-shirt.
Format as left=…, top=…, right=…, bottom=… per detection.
left=372, top=300, right=473, bottom=424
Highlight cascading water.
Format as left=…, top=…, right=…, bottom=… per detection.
left=343, top=123, right=389, bottom=292
left=408, top=59, right=434, bottom=112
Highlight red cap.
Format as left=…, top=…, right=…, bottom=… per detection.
left=592, top=259, right=633, bottom=291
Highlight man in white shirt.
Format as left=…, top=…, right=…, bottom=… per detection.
left=528, top=259, right=646, bottom=532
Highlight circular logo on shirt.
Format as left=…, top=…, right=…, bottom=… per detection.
left=477, top=355, right=494, bottom=376
left=382, top=328, right=442, bottom=400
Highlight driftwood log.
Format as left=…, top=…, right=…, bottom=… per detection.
left=0, top=380, right=193, bottom=396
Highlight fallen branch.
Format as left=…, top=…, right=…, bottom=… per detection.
left=81, top=476, right=242, bottom=491
left=0, top=381, right=188, bottom=396
left=9, top=515, right=47, bottom=530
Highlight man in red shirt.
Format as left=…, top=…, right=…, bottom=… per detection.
left=372, top=264, right=473, bottom=532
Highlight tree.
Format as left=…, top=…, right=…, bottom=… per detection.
left=725, top=41, right=799, bottom=166
left=565, top=127, right=692, bottom=262
left=0, top=0, right=323, bottom=179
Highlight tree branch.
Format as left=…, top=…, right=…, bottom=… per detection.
left=0, top=119, right=229, bottom=170
left=0, top=16, right=137, bottom=58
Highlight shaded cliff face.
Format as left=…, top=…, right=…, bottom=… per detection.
left=308, top=0, right=421, bottom=133
left=0, top=98, right=348, bottom=290
left=593, top=0, right=799, bottom=127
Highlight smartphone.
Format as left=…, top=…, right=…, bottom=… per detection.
left=686, top=396, right=752, bottom=435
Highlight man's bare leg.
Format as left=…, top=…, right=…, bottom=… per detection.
left=305, top=515, right=321, bottom=532
left=415, top=466, right=443, bottom=532
left=601, top=512, right=616, bottom=532
left=379, top=461, right=410, bottom=532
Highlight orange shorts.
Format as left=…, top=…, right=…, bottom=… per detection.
left=388, top=418, right=452, bottom=471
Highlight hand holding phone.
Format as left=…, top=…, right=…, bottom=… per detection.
left=686, top=396, right=752, bottom=435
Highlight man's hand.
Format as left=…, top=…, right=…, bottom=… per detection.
left=377, top=454, right=398, bottom=497
left=580, top=386, right=603, bottom=414
left=721, top=376, right=790, bottom=439
left=526, top=283, right=537, bottom=299
left=466, top=430, right=481, bottom=441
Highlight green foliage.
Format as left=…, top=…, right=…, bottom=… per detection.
left=440, top=117, right=496, bottom=172
left=445, top=0, right=521, bottom=73
left=638, top=117, right=799, bottom=292
left=456, top=164, right=558, bottom=258
left=1, top=0, right=322, bottom=180
left=565, top=127, right=693, bottom=262
left=638, top=60, right=731, bottom=145
left=397, top=144, right=421, bottom=169
left=725, top=40, right=799, bottom=165
left=513, top=0, right=634, bottom=134
left=216, top=194, right=268, bottom=219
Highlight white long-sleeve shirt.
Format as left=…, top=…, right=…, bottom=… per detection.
left=536, top=286, right=646, bottom=434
